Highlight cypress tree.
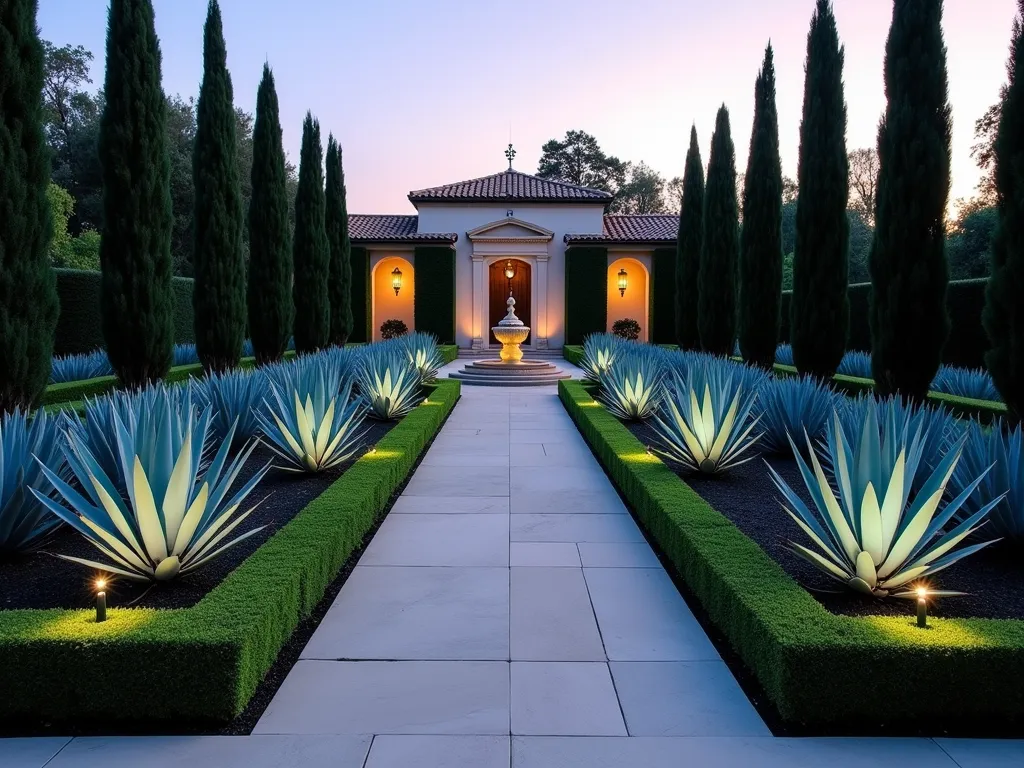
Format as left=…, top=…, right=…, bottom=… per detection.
left=193, top=0, right=245, bottom=373
left=0, top=0, right=59, bottom=413
left=675, top=126, right=704, bottom=350
left=870, top=0, right=953, bottom=400
left=985, top=1, right=1024, bottom=418
left=697, top=106, right=739, bottom=356
left=248, top=64, right=292, bottom=365
left=292, top=113, right=330, bottom=353
left=325, top=135, right=354, bottom=346
left=99, top=0, right=174, bottom=387
left=739, top=44, right=784, bottom=369
left=791, top=0, right=849, bottom=379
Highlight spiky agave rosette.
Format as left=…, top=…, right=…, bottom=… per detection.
left=34, top=394, right=270, bottom=582
left=769, top=406, right=1003, bottom=598
left=358, top=343, right=423, bottom=420
left=0, top=410, right=67, bottom=554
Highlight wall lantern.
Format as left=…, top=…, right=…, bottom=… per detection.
left=504, top=260, right=516, bottom=281
left=617, top=268, right=628, bottom=297
left=391, top=266, right=403, bottom=296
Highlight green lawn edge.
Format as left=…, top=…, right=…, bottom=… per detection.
left=0, top=378, right=460, bottom=724
left=561, top=345, right=1007, bottom=424
left=559, top=379, right=1024, bottom=726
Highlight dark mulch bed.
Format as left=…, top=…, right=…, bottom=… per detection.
left=627, top=420, right=1024, bottom=621
left=0, top=421, right=394, bottom=612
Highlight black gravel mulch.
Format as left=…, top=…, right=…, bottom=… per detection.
left=627, top=420, right=1024, bottom=621
left=0, top=421, right=394, bottom=612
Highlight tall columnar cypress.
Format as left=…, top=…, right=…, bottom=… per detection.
left=985, top=1, right=1024, bottom=418
left=739, top=44, right=784, bottom=369
left=0, top=0, right=59, bottom=413
left=98, top=0, right=174, bottom=387
left=791, top=0, right=849, bottom=379
left=870, top=0, right=953, bottom=400
left=697, top=106, right=739, bottom=356
left=192, top=0, right=245, bottom=373
left=248, top=64, right=292, bottom=364
left=292, top=113, right=330, bottom=353
left=325, top=135, right=354, bottom=346
left=675, top=126, right=705, bottom=350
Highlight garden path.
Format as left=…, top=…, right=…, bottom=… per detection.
left=4, top=367, right=1022, bottom=766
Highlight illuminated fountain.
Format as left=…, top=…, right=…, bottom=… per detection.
left=493, top=295, right=530, bottom=362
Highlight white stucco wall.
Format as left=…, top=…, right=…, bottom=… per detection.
left=416, top=203, right=605, bottom=349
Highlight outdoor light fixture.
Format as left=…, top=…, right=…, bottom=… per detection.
left=504, top=260, right=516, bottom=281
left=391, top=267, right=403, bottom=296
left=95, top=578, right=108, bottom=623
left=617, top=268, right=628, bottom=297
left=916, top=586, right=928, bottom=628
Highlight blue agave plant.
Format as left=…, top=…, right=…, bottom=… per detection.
left=173, top=343, right=200, bottom=367
left=50, top=349, right=113, bottom=384
left=35, top=391, right=270, bottom=581
left=837, top=350, right=872, bottom=379
left=581, top=333, right=625, bottom=384
left=597, top=344, right=665, bottom=421
left=770, top=404, right=1001, bottom=598
left=0, top=410, right=67, bottom=554
left=775, top=344, right=794, bottom=367
left=756, top=375, right=839, bottom=454
left=358, top=342, right=423, bottom=420
left=241, top=338, right=255, bottom=359
left=948, top=421, right=1024, bottom=541
left=931, top=366, right=1001, bottom=403
left=200, top=369, right=267, bottom=448
left=404, top=332, right=444, bottom=383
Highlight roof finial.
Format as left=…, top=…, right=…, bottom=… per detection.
left=504, top=143, right=516, bottom=171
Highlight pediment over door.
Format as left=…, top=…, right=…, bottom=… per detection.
left=466, top=217, right=555, bottom=243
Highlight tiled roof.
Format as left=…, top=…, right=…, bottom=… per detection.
left=565, top=214, right=680, bottom=244
left=408, top=170, right=613, bottom=204
left=348, top=214, right=457, bottom=244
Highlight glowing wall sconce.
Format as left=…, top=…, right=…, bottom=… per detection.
left=504, top=260, right=516, bottom=281
left=617, top=268, right=628, bottom=297
left=391, top=266, right=403, bottom=296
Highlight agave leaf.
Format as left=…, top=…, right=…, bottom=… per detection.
left=171, top=482, right=209, bottom=557
left=860, top=483, right=884, bottom=565
left=54, top=554, right=151, bottom=581
left=162, top=431, right=193, bottom=550
left=132, top=458, right=168, bottom=563
left=788, top=542, right=850, bottom=581
left=877, top=488, right=943, bottom=579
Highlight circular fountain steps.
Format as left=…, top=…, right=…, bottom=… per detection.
left=449, top=359, right=572, bottom=387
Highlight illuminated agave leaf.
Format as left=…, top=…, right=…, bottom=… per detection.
left=581, top=333, right=625, bottom=384
left=358, top=343, right=423, bottom=420
left=403, top=332, right=444, bottom=383
left=0, top=410, right=67, bottom=554
left=948, top=420, right=1024, bottom=541
left=597, top=346, right=665, bottom=422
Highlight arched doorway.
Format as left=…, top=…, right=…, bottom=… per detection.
left=607, top=257, right=649, bottom=342
left=489, top=259, right=531, bottom=345
left=372, top=256, right=414, bottom=341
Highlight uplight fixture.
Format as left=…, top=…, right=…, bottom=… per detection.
left=617, top=268, right=628, bottom=297
left=916, top=586, right=928, bottom=628
left=95, top=578, right=108, bottom=623
left=391, top=266, right=403, bottom=296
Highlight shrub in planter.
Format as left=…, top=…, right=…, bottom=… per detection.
left=611, top=318, right=641, bottom=341
left=380, top=319, right=408, bottom=340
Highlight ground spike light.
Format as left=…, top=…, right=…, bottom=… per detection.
left=95, top=578, right=107, bottom=623
left=917, top=586, right=928, bottom=628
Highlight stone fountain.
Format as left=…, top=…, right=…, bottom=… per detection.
left=450, top=294, right=571, bottom=386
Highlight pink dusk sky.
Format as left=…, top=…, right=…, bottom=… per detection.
left=39, top=0, right=1017, bottom=215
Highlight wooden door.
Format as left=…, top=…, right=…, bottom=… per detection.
left=489, top=259, right=531, bottom=345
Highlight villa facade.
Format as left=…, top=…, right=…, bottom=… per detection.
left=348, top=166, right=681, bottom=349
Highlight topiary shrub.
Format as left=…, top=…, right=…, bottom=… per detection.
left=611, top=318, right=641, bottom=341
left=380, top=319, right=408, bottom=340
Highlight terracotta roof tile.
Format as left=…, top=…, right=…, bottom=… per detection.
left=565, top=214, right=680, bottom=245
left=408, top=170, right=612, bottom=204
left=349, top=214, right=457, bottom=243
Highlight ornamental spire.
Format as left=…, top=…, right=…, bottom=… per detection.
left=504, top=142, right=516, bottom=170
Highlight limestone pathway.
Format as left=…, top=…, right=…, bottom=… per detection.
left=4, top=364, right=1021, bottom=767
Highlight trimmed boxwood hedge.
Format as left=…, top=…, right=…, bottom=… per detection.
left=565, top=246, right=608, bottom=345
left=559, top=379, right=1024, bottom=727
left=349, top=246, right=370, bottom=343
left=650, top=247, right=677, bottom=344
left=0, top=379, right=460, bottom=724
left=54, top=269, right=196, bottom=356
left=413, top=246, right=456, bottom=344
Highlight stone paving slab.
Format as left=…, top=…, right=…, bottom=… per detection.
left=577, top=542, right=662, bottom=568
left=509, top=428, right=581, bottom=444
left=511, top=567, right=606, bottom=661
left=509, top=441, right=597, bottom=468
left=254, top=661, right=510, bottom=735
left=611, top=661, right=769, bottom=736
left=403, top=464, right=510, bottom=496
left=510, top=736, right=959, bottom=768
left=390, top=495, right=510, bottom=514
left=364, top=735, right=510, bottom=768
left=511, top=465, right=616, bottom=493
left=45, top=736, right=371, bottom=768
left=511, top=662, right=627, bottom=736
left=300, top=566, right=508, bottom=660
left=360, top=513, right=509, bottom=567
left=509, top=542, right=582, bottom=567
left=935, top=738, right=1024, bottom=767
left=420, top=450, right=510, bottom=467
left=0, top=737, right=70, bottom=768
left=510, top=513, right=643, bottom=542
left=584, top=567, right=719, bottom=661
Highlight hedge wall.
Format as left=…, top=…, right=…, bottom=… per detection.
left=413, top=246, right=456, bottom=344
left=565, top=246, right=608, bottom=345
left=650, top=247, right=677, bottom=344
left=780, top=278, right=987, bottom=368
left=1, top=379, right=460, bottom=724
left=349, top=247, right=370, bottom=343
left=54, top=269, right=196, bottom=356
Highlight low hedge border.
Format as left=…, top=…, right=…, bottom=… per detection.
left=561, top=346, right=1008, bottom=424
left=0, top=378, right=460, bottom=724
left=559, top=379, right=1024, bottom=727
